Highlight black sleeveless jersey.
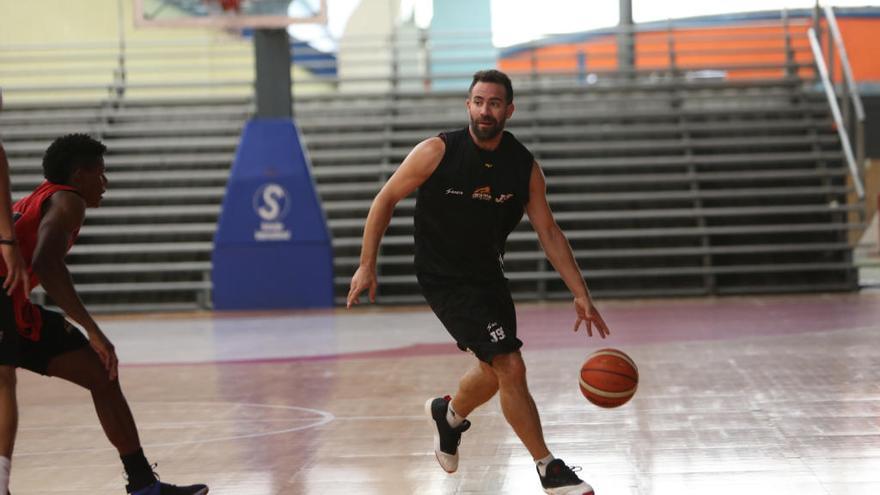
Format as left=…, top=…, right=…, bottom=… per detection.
left=414, top=127, right=534, bottom=281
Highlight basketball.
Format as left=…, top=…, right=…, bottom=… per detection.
left=579, top=348, right=638, bottom=408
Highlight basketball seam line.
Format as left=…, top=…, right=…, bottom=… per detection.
left=588, top=350, right=638, bottom=371
left=580, top=368, right=638, bottom=381
left=578, top=377, right=637, bottom=398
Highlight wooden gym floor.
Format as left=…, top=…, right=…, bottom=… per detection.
left=9, top=292, right=880, bottom=494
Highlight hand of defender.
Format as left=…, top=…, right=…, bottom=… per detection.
left=346, top=265, right=378, bottom=308
left=573, top=296, right=610, bottom=339
left=0, top=243, right=29, bottom=298
left=88, top=328, right=119, bottom=381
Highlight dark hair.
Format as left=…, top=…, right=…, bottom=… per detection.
left=42, top=133, right=107, bottom=184
left=469, top=69, right=514, bottom=104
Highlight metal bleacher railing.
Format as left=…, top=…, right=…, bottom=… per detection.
left=808, top=4, right=866, bottom=200
left=0, top=8, right=866, bottom=310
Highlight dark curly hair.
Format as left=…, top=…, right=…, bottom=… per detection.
left=42, top=133, right=107, bottom=184
left=469, top=69, right=514, bottom=104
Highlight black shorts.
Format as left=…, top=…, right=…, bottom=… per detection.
left=418, top=273, right=523, bottom=364
left=0, top=290, right=90, bottom=375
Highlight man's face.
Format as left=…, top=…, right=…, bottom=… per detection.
left=73, top=158, right=107, bottom=208
left=466, top=82, right=514, bottom=141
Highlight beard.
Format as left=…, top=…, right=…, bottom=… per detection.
left=470, top=115, right=505, bottom=141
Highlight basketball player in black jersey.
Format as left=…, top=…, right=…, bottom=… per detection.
left=347, top=70, right=609, bottom=494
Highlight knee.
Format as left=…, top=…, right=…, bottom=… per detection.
left=468, top=362, right=499, bottom=386
left=491, top=353, right=527, bottom=385
left=83, top=369, right=118, bottom=394
left=0, top=367, right=15, bottom=391
left=478, top=362, right=498, bottom=382
left=72, top=353, right=119, bottom=394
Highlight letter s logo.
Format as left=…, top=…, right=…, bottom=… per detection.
left=253, top=183, right=290, bottom=221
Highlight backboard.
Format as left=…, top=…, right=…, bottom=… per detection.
left=133, top=0, right=327, bottom=29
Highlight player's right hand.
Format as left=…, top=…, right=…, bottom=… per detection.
left=573, top=295, right=610, bottom=339
left=346, top=265, right=377, bottom=308
left=88, top=328, right=119, bottom=381
left=0, top=243, right=29, bottom=298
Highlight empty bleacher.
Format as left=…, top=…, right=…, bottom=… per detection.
left=1, top=96, right=250, bottom=311
left=0, top=12, right=868, bottom=311
left=0, top=73, right=861, bottom=310
left=298, top=77, right=860, bottom=304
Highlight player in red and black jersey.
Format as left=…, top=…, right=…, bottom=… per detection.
left=0, top=134, right=208, bottom=495
left=0, top=87, right=29, bottom=494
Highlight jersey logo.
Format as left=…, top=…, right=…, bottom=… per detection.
left=495, top=193, right=514, bottom=204
left=472, top=186, right=492, bottom=201
left=484, top=162, right=494, bottom=169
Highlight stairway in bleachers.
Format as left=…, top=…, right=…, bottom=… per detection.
left=0, top=76, right=862, bottom=311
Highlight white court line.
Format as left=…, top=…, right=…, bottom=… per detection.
left=15, top=401, right=335, bottom=457
left=19, top=418, right=322, bottom=432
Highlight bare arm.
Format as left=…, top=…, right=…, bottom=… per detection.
left=0, top=146, right=16, bottom=241
left=346, top=137, right=445, bottom=307
left=32, top=191, right=118, bottom=378
left=0, top=90, right=29, bottom=297
left=525, top=161, right=609, bottom=338
left=0, top=91, right=13, bottom=239
left=0, top=148, right=14, bottom=238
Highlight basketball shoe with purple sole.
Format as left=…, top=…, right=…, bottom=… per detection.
left=127, top=481, right=208, bottom=495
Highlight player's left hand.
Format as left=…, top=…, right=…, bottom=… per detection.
left=346, top=265, right=378, bottom=308
left=0, top=243, right=29, bottom=298
left=573, top=295, right=610, bottom=339
left=88, top=328, right=119, bottom=381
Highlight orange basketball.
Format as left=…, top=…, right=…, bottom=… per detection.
left=579, top=348, right=638, bottom=408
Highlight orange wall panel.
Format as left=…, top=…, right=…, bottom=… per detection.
left=500, top=16, right=880, bottom=83
left=838, top=18, right=880, bottom=81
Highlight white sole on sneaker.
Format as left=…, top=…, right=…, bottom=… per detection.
left=424, top=398, right=458, bottom=473
left=195, top=489, right=209, bottom=495
left=543, top=484, right=594, bottom=495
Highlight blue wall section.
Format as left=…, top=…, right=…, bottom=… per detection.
left=212, top=118, right=334, bottom=310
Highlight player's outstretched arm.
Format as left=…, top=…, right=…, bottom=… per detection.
left=0, top=91, right=29, bottom=298
left=525, top=161, right=610, bottom=338
left=347, top=137, right=445, bottom=308
left=31, top=191, right=118, bottom=379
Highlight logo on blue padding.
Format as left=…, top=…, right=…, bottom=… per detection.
left=253, top=182, right=292, bottom=241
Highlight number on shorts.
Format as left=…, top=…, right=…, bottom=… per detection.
left=487, top=322, right=506, bottom=343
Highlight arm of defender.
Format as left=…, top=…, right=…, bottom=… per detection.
left=346, top=137, right=445, bottom=308
left=32, top=191, right=118, bottom=379
left=525, top=161, right=609, bottom=338
left=0, top=90, right=29, bottom=298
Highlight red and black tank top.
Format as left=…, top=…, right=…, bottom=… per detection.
left=0, top=181, right=80, bottom=340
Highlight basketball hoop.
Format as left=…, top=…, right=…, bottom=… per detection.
left=217, top=0, right=242, bottom=14
left=134, top=0, right=328, bottom=30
